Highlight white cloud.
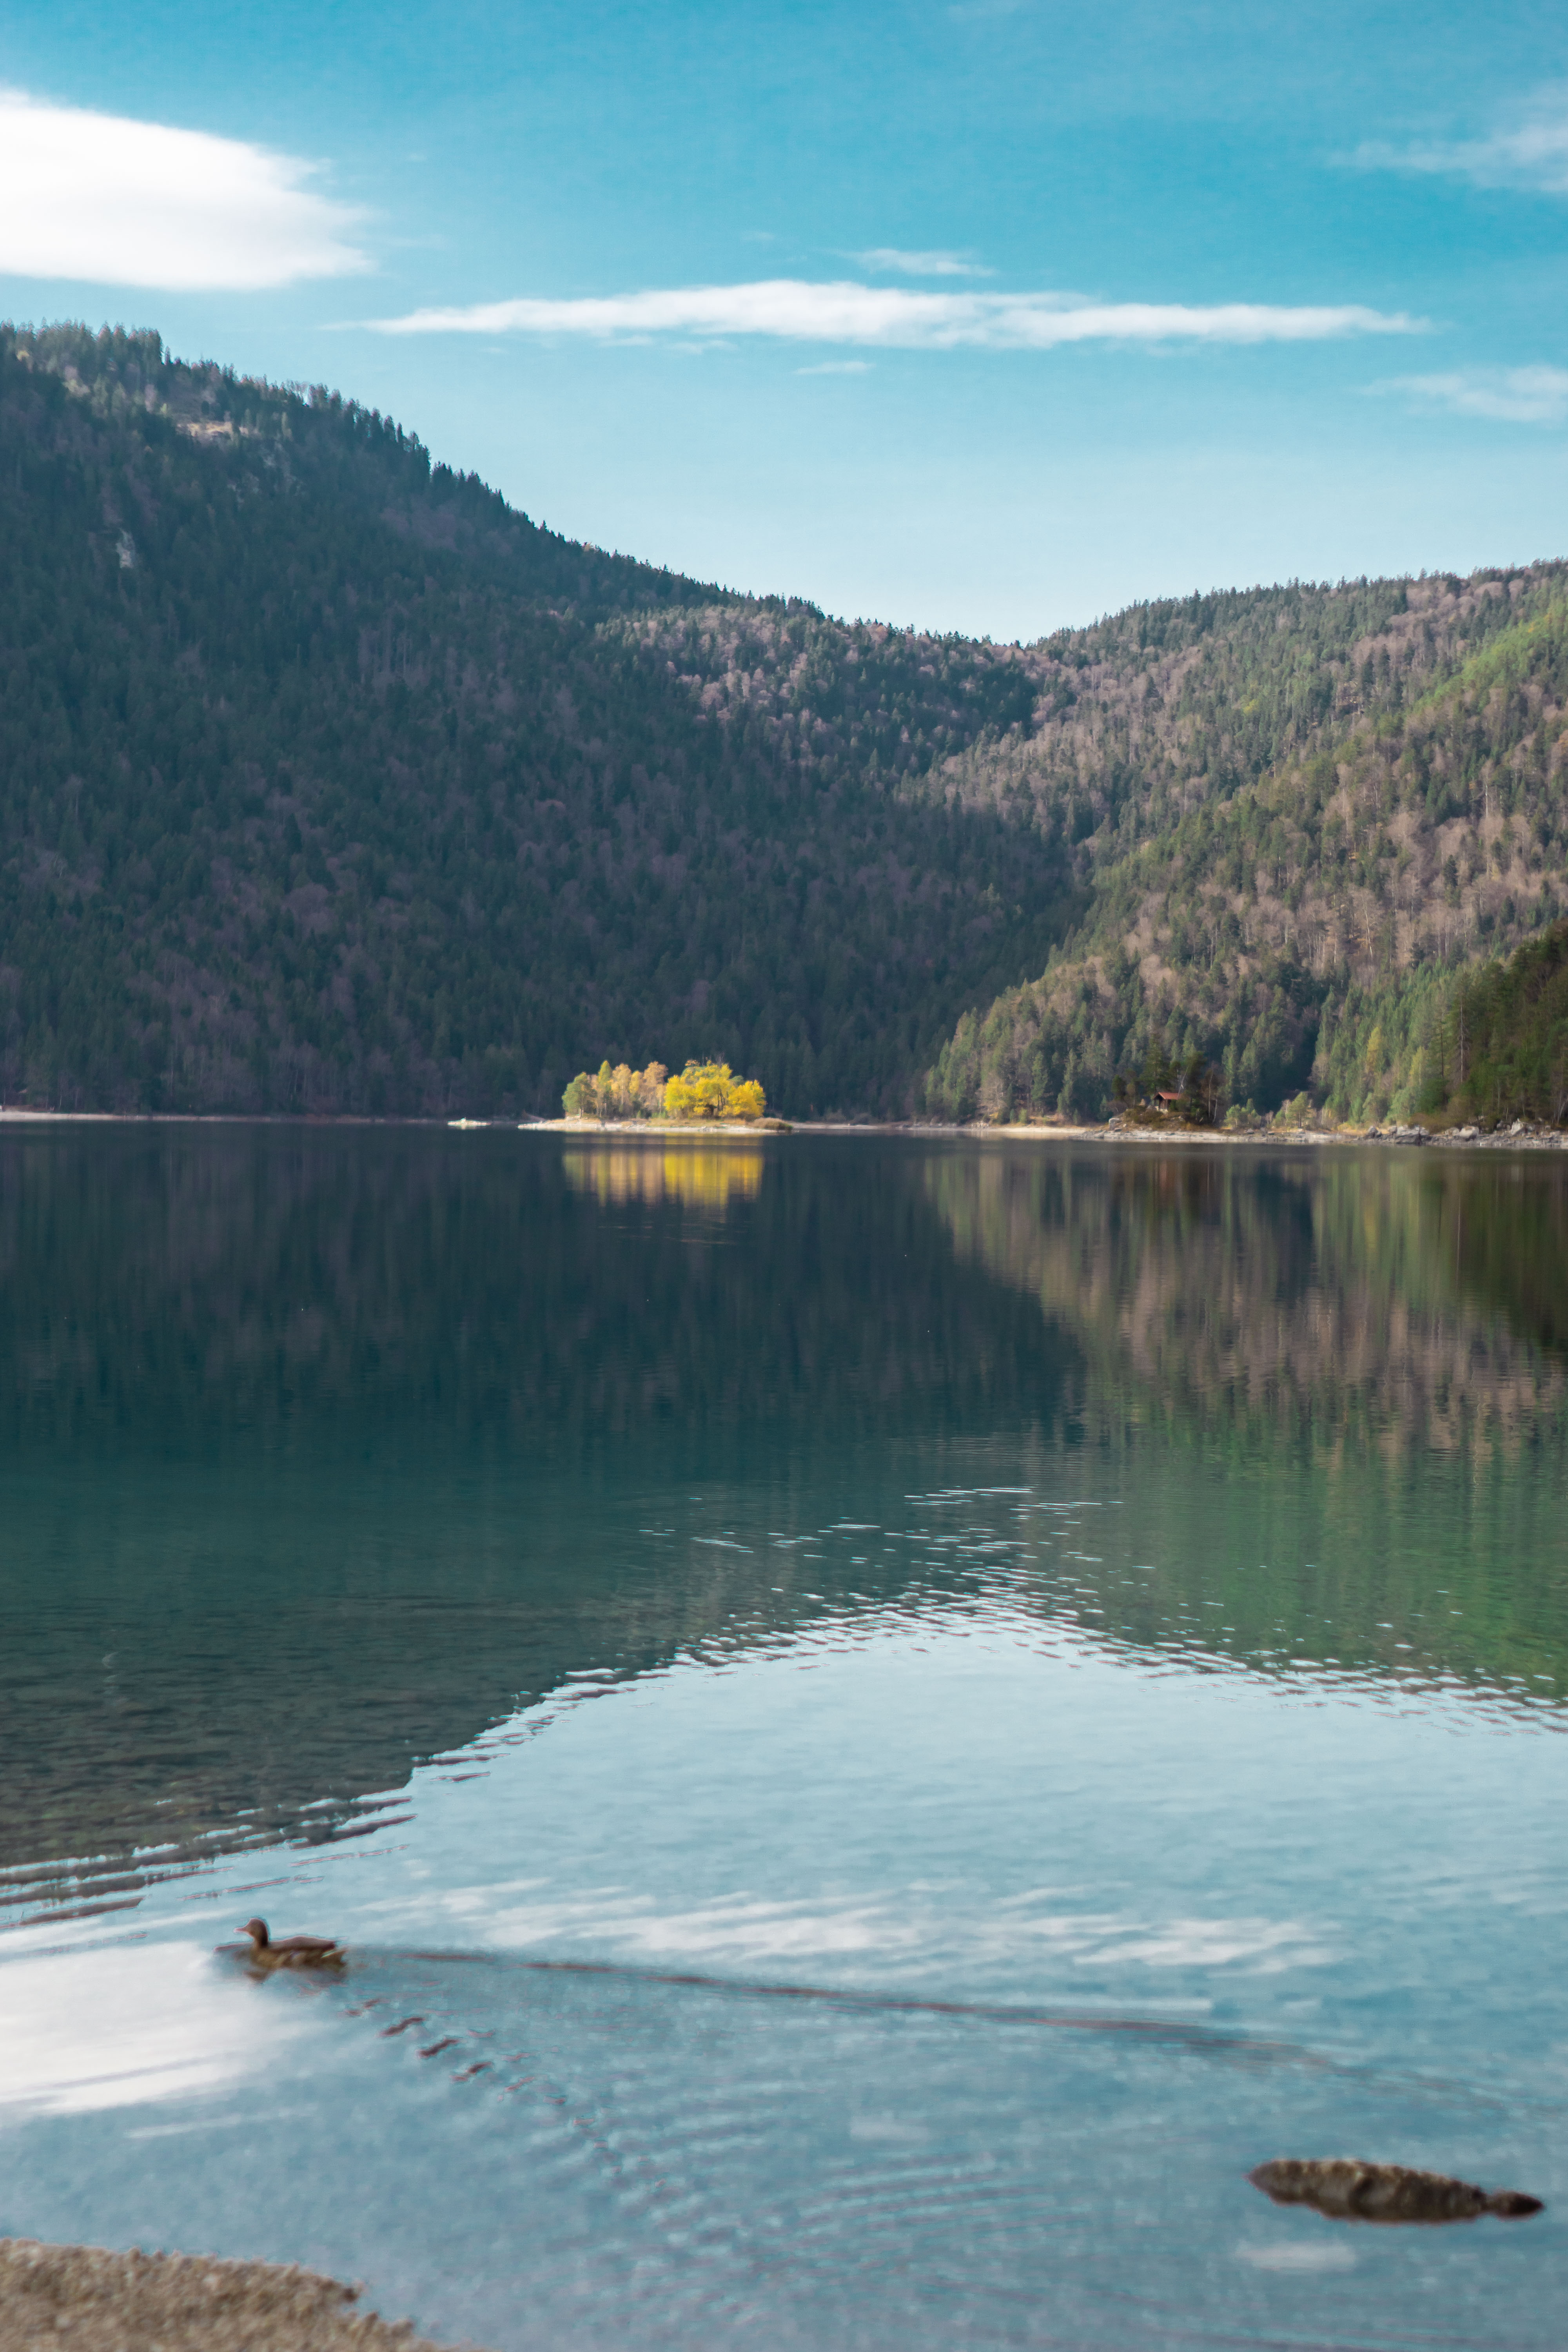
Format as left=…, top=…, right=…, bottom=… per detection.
left=370, top=279, right=1420, bottom=351
left=0, top=88, right=368, bottom=290
left=797, top=358, right=874, bottom=375
left=1353, top=87, right=1568, bottom=194
left=1374, top=365, right=1568, bottom=423
left=851, top=247, right=993, bottom=277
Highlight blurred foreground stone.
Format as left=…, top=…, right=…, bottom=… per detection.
left=0, top=2238, right=478, bottom=2352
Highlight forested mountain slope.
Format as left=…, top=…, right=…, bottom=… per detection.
left=5, top=322, right=1566, bottom=1122
left=0, top=324, right=1072, bottom=1116
left=923, top=570, right=1568, bottom=1122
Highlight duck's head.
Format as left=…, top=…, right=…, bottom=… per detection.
left=239, top=1918, right=269, bottom=1947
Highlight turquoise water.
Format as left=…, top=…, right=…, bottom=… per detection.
left=2, top=1129, right=1567, bottom=2347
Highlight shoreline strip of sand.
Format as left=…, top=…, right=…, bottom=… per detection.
left=0, top=1107, right=1562, bottom=1150
left=0, top=2238, right=480, bottom=2352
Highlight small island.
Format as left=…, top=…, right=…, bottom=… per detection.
left=562, top=1058, right=772, bottom=1124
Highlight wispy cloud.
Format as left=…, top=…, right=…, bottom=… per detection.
left=370, top=279, right=1421, bottom=351
left=796, top=358, right=874, bottom=375
left=1374, top=366, right=1568, bottom=424
left=1353, top=85, right=1568, bottom=195
left=851, top=247, right=993, bottom=277
left=0, top=88, right=368, bottom=290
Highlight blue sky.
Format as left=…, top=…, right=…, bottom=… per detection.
left=3, top=0, right=1567, bottom=635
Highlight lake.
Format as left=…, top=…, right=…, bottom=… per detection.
left=1, top=1126, right=1566, bottom=2349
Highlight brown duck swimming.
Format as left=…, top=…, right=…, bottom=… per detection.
left=1250, top=2158, right=1542, bottom=2224
left=238, top=1917, right=346, bottom=1970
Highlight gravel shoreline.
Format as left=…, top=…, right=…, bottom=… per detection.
left=0, top=1106, right=1563, bottom=1149
left=0, top=2240, right=479, bottom=2352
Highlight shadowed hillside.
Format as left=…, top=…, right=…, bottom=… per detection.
left=0, top=323, right=1076, bottom=1118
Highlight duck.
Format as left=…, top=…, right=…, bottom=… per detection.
left=238, top=1917, right=346, bottom=1970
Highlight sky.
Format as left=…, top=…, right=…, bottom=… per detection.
left=2, top=0, right=1568, bottom=637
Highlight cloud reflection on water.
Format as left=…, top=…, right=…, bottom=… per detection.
left=0, top=1942, right=313, bottom=2116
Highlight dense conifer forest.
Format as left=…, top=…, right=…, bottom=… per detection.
left=2, top=320, right=1565, bottom=1122
left=0, top=323, right=1069, bottom=1116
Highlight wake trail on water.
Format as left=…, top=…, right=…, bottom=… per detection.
left=300, top=1945, right=1542, bottom=2120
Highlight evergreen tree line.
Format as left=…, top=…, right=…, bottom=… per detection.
left=1429, top=922, right=1568, bottom=1126
left=924, top=573, right=1568, bottom=1125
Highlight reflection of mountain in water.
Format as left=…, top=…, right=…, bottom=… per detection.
left=7, top=1129, right=1568, bottom=1918
left=927, top=1148, right=1568, bottom=1460
left=2, top=1493, right=936, bottom=1920
left=0, top=1129, right=1069, bottom=1460
left=926, top=1145, right=1568, bottom=1704
left=0, top=1129, right=1076, bottom=1904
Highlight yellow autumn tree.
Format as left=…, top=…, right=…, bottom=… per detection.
left=662, top=1060, right=766, bottom=1122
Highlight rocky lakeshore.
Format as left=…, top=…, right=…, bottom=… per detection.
left=0, top=2241, right=478, bottom=2352
left=977, top=1116, right=1568, bottom=1150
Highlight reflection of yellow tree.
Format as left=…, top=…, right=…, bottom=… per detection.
left=563, top=1145, right=765, bottom=1210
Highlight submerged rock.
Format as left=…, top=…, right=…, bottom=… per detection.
left=1249, top=2158, right=1542, bottom=2224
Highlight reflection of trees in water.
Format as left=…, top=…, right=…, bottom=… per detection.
left=927, top=1146, right=1568, bottom=1713
left=927, top=1149, right=1568, bottom=1462
left=562, top=1143, right=764, bottom=1212
left=9, top=1129, right=1565, bottom=1910
left=0, top=1509, right=923, bottom=1915
left=0, top=1130, right=1079, bottom=1902
left=0, top=1131, right=1074, bottom=1457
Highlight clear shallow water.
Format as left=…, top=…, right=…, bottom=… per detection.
left=2, top=1130, right=1567, bottom=2347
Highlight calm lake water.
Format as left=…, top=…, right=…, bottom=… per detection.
left=2, top=1127, right=1567, bottom=2348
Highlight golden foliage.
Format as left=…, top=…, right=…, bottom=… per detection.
left=563, top=1057, right=765, bottom=1123
left=662, top=1060, right=766, bottom=1122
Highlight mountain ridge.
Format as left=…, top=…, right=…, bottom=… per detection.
left=0, top=321, right=1073, bottom=1116
left=923, top=567, right=1568, bottom=1123
left=3, top=319, right=1565, bottom=1122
